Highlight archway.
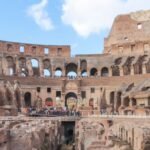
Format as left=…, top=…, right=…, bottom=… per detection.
left=45, top=97, right=53, bottom=106
left=6, top=56, right=15, bottom=76
left=81, top=69, right=87, bottom=77
left=55, top=68, right=62, bottom=77
left=123, top=97, right=130, bottom=107
left=90, top=68, right=98, bottom=76
left=101, top=67, right=109, bottom=77
left=66, top=63, right=77, bottom=77
left=65, top=92, right=77, bottom=109
left=132, top=98, right=137, bottom=106
left=24, top=92, right=31, bottom=107
left=19, top=57, right=28, bottom=76
left=44, top=69, right=51, bottom=77
left=112, top=66, right=120, bottom=76
left=31, top=59, right=39, bottom=76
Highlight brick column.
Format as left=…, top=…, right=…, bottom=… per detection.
left=131, top=65, right=134, bottom=75
left=109, top=67, right=112, bottom=77
left=15, top=57, right=20, bottom=76
left=142, top=64, right=147, bottom=74
left=39, top=58, right=43, bottom=77
left=26, top=58, right=33, bottom=76
left=119, top=66, right=124, bottom=76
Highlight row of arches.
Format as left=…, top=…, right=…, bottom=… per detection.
left=4, top=55, right=150, bottom=77
left=109, top=91, right=138, bottom=113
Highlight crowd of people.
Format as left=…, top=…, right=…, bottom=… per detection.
left=27, top=106, right=81, bottom=117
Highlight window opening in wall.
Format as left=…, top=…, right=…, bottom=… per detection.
left=144, top=44, right=150, bottom=54
left=137, top=23, right=142, bottom=30
left=81, top=91, right=86, bottom=99
left=20, top=46, right=24, bottom=53
left=55, top=68, right=62, bottom=77
left=9, top=68, right=14, bottom=76
left=57, top=48, right=62, bottom=56
left=37, top=87, right=41, bottom=93
left=44, top=48, right=49, bottom=54
left=47, top=88, right=51, bottom=93
left=56, top=91, right=61, bottom=98
left=44, top=69, right=51, bottom=77
left=91, top=88, right=95, bottom=93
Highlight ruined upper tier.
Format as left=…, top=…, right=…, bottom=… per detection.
left=104, top=10, right=150, bottom=55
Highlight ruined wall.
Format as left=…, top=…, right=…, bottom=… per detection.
left=75, top=117, right=150, bottom=150
left=104, top=10, right=150, bottom=55
left=0, top=119, right=62, bottom=150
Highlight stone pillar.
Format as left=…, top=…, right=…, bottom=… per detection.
left=62, top=68, right=66, bottom=77
left=2, top=56, right=7, bottom=75
left=87, top=69, right=90, bottom=76
left=39, top=58, right=43, bottom=77
left=142, top=64, right=147, bottom=74
left=26, top=58, right=33, bottom=76
left=98, top=70, right=101, bottom=76
left=78, top=70, right=81, bottom=76
left=15, top=57, right=20, bottom=76
left=114, top=91, right=117, bottom=112
left=109, top=67, right=112, bottom=77
left=121, top=96, right=124, bottom=106
left=51, top=65, right=55, bottom=77
left=131, top=65, right=134, bottom=75
left=120, top=66, right=124, bottom=76
left=0, top=57, right=2, bottom=75
left=129, top=99, right=132, bottom=107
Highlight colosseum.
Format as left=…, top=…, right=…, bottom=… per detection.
left=0, top=10, right=150, bottom=150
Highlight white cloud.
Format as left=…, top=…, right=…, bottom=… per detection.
left=27, top=0, right=54, bottom=31
left=62, top=0, right=150, bottom=37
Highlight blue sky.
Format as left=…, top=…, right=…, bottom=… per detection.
left=0, top=0, right=149, bottom=55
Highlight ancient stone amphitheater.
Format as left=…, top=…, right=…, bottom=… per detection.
left=0, top=10, right=150, bottom=150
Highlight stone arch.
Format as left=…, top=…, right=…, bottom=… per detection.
left=112, top=66, right=120, bottom=76
left=123, top=97, right=130, bottom=107
left=31, top=58, right=39, bottom=76
left=66, top=63, right=77, bottom=77
left=18, top=57, right=28, bottom=76
left=45, top=97, right=53, bottom=106
left=80, top=60, right=87, bottom=76
left=55, top=67, right=62, bottom=77
left=6, top=56, right=15, bottom=76
left=101, top=67, right=109, bottom=77
left=123, top=56, right=135, bottom=75
left=44, top=69, right=51, bottom=77
left=65, top=92, right=77, bottom=109
left=81, top=69, right=87, bottom=77
left=131, top=98, right=137, bottom=106
left=134, top=55, right=147, bottom=74
left=43, top=59, right=51, bottom=77
left=115, top=57, right=122, bottom=65
left=90, top=68, right=98, bottom=76
left=24, top=92, right=31, bottom=107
